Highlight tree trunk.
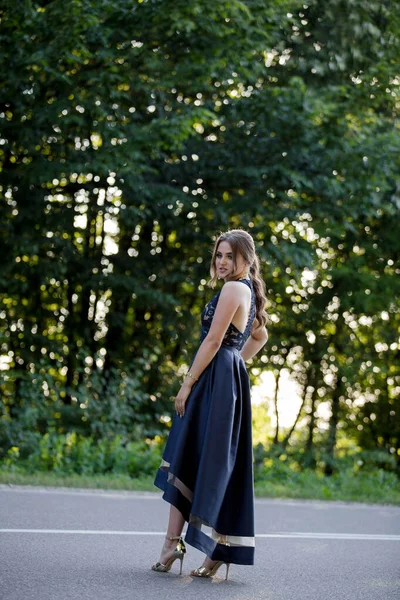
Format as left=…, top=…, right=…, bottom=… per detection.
left=324, top=375, right=342, bottom=476
left=304, top=366, right=318, bottom=469
left=281, top=377, right=308, bottom=450
left=273, top=369, right=282, bottom=445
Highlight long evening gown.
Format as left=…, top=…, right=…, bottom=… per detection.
left=154, top=278, right=256, bottom=565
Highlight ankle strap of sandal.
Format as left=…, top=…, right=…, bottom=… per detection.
left=165, top=535, right=182, bottom=541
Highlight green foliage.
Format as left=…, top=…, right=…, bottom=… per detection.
left=254, top=444, right=398, bottom=481
left=254, top=464, right=400, bottom=504
left=0, top=357, right=171, bottom=459
left=2, top=432, right=162, bottom=478
left=253, top=446, right=400, bottom=503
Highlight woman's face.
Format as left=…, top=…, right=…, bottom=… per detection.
left=215, top=240, right=248, bottom=280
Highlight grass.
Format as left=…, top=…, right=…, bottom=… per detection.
left=0, top=468, right=155, bottom=492
left=254, top=477, right=400, bottom=505
left=1, top=466, right=399, bottom=505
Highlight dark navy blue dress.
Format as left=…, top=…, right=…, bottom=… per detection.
left=154, top=278, right=256, bottom=565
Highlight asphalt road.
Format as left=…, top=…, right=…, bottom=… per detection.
left=1, top=485, right=399, bottom=600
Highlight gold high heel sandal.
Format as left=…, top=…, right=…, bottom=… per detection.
left=151, top=535, right=186, bottom=575
left=191, top=560, right=230, bottom=580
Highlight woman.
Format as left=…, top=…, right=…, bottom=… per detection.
left=152, top=229, right=268, bottom=579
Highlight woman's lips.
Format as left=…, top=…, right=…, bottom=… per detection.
left=219, top=268, right=227, bottom=272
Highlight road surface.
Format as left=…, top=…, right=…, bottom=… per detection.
left=0, top=485, right=399, bottom=600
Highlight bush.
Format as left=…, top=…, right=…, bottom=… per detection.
left=253, top=445, right=400, bottom=503
left=1, top=432, right=163, bottom=478
left=0, top=357, right=171, bottom=461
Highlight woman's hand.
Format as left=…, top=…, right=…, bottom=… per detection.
left=175, top=381, right=192, bottom=418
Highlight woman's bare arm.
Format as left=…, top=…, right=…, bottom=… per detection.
left=183, top=281, right=248, bottom=381
left=240, top=320, right=268, bottom=362
left=175, top=281, right=248, bottom=416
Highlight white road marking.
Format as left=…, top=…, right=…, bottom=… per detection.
left=1, top=529, right=399, bottom=541
left=256, top=532, right=400, bottom=541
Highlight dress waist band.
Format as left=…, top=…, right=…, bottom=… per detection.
left=220, top=345, right=242, bottom=355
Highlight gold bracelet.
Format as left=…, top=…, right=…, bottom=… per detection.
left=185, top=371, right=198, bottom=382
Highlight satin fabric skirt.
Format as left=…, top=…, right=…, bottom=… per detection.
left=154, top=345, right=255, bottom=565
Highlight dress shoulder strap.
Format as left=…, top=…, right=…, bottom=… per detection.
left=235, top=278, right=252, bottom=289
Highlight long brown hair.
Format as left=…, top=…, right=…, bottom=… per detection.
left=209, top=229, right=268, bottom=329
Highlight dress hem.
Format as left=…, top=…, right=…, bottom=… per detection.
left=154, top=472, right=255, bottom=566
